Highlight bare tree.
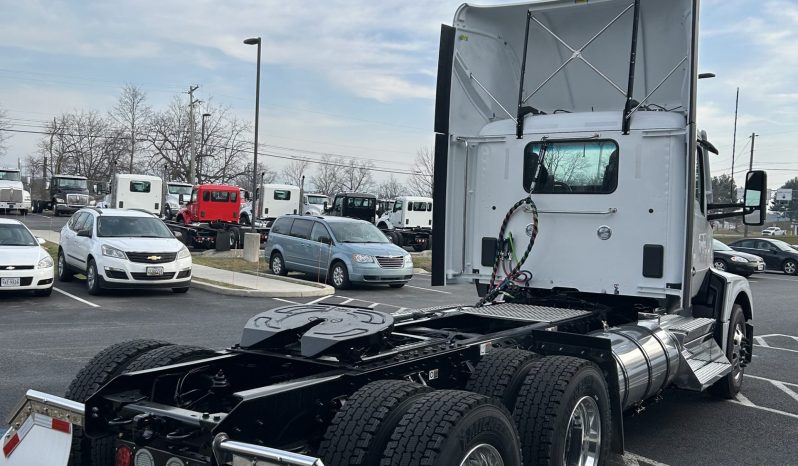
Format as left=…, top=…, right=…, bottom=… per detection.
left=0, top=104, right=9, bottom=156
left=340, top=158, right=375, bottom=193
left=110, top=85, right=151, bottom=173
left=408, top=147, right=434, bottom=196
left=310, top=155, right=343, bottom=198
left=231, top=161, right=277, bottom=190
left=146, top=97, right=192, bottom=182
left=195, top=104, right=251, bottom=185
left=376, top=175, right=406, bottom=199
left=280, top=159, right=310, bottom=186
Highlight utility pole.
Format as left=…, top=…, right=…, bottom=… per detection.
left=744, top=132, right=757, bottom=238
left=730, top=87, right=739, bottom=201
left=187, top=85, right=199, bottom=184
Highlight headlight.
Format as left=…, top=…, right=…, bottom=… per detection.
left=55, top=197, right=65, bottom=203
left=177, top=246, right=191, bottom=260
left=352, top=254, right=374, bottom=263
left=730, top=256, right=748, bottom=263
left=404, top=255, right=413, bottom=266
left=101, top=244, right=127, bottom=260
left=89, top=199, right=96, bottom=206
left=37, top=255, right=54, bottom=269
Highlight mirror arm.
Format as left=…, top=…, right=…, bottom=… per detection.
left=707, top=207, right=756, bottom=221
left=707, top=202, right=743, bottom=210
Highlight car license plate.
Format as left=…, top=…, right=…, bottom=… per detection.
left=1, top=277, right=21, bottom=287
left=146, top=267, right=164, bottom=276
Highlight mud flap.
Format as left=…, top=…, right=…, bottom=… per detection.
left=1, top=390, right=83, bottom=466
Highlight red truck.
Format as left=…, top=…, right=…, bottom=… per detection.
left=164, top=184, right=265, bottom=249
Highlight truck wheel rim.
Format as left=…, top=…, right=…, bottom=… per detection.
left=785, top=262, right=796, bottom=274
left=459, top=444, right=504, bottom=466
left=713, top=260, right=725, bottom=270
left=731, top=323, right=745, bottom=384
left=563, top=396, right=601, bottom=466
left=333, top=266, right=344, bottom=286
left=272, top=257, right=282, bottom=274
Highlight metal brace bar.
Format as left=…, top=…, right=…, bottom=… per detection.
left=522, top=2, right=635, bottom=103
left=469, top=72, right=517, bottom=122
left=626, top=55, right=689, bottom=118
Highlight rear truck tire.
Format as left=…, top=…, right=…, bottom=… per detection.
left=20, top=209, right=28, bottom=216
left=53, top=206, right=60, bottom=217
left=65, top=340, right=173, bottom=466
left=229, top=226, right=241, bottom=249
left=164, top=205, right=173, bottom=220
left=389, top=283, right=405, bottom=288
left=57, top=249, right=73, bottom=282
left=783, top=259, right=797, bottom=275
left=172, top=286, right=190, bottom=293
left=381, top=390, right=522, bottom=466
left=270, top=251, right=287, bottom=276
left=713, top=259, right=727, bottom=271
left=33, top=286, right=52, bottom=297
left=412, top=243, right=425, bottom=252
left=389, top=231, right=401, bottom=246
left=330, top=261, right=350, bottom=289
left=710, top=304, right=747, bottom=399
left=240, top=213, right=250, bottom=225
left=125, top=344, right=216, bottom=372
left=318, top=380, right=432, bottom=466
left=86, top=258, right=102, bottom=295
left=465, top=348, right=540, bottom=409
left=513, top=356, right=611, bottom=466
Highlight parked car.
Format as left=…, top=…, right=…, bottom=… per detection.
left=0, top=219, right=53, bottom=296
left=264, top=215, right=413, bottom=289
left=728, top=237, right=798, bottom=275
left=712, top=239, right=764, bottom=277
left=58, top=208, right=192, bottom=294
left=762, top=226, right=787, bottom=236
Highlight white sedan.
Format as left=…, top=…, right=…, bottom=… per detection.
left=0, top=219, right=54, bottom=296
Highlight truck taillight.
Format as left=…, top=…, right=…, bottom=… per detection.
left=115, top=445, right=132, bottom=466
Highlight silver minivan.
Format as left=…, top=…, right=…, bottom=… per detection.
left=264, top=215, right=414, bottom=289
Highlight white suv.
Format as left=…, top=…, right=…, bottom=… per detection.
left=58, top=208, right=192, bottom=295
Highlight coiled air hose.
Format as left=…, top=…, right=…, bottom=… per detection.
left=475, top=196, right=539, bottom=307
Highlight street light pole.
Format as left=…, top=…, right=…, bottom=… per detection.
left=244, top=36, right=262, bottom=232
left=187, top=85, right=199, bottom=184
left=200, top=113, right=211, bottom=184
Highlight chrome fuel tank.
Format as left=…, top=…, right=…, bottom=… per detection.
left=591, top=318, right=681, bottom=410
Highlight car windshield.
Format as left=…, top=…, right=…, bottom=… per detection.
left=768, top=239, right=794, bottom=251
left=56, top=178, right=88, bottom=189
left=307, top=195, right=328, bottom=205
left=0, top=170, right=21, bottom=182
left=97, top=216, right=173, bottom=238
left=168, top=184, right=193, bottom=196
left=0, top=224, right=37, bottom=246
left=328, top=222, right=389, bottom=243
left=713, top=240, right=732, bottom=251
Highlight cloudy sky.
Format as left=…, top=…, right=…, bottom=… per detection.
left=0, top=0, right=796, bottom=188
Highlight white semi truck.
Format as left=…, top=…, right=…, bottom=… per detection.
left=97, top=174, right=164, bottom=215
left=376, top=195, right=433, bottom=251
left=0, top=168, right=31, bottom=215
left=0, top=1, right=770, bottom=466
left=238, top=183, right=300, bottom=226
left=162, top=181, right=194, bottom=220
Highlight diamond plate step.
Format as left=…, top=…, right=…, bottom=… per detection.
left=660, top=316, right=716, bottom=344
left=691, top=361, right=731, bottom=387
left=462, top=303, right=591, bottom=323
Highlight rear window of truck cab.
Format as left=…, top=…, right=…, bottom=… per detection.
left=202, top=190, right=238, bottom=202
left=129, top=181, right=151, bottom=193
left=523, top=140, right=618, bottom=194
left=274, top=190, right=291, bottom=200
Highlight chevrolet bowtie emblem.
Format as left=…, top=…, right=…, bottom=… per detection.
left=4, top=266, right=15, bottom=270
left=147, top=256, right=161, bottom=261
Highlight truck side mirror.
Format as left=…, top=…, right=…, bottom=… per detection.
left=743, top=170, right=767, bottom=226
left=179, top=194, right=185, bottom=204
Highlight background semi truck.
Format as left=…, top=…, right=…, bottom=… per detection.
left=239, top=183, right=300, bottom=226
left=0, top=168, right=31, bottom=215
left=29, top=174, right=95, bottom=216
left=376, top=195, right=433, bottom=251
left=97, top=174, right=163, bottom=216
left=0, top=1, right=770, bottom=466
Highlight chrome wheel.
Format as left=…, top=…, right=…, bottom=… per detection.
left=87, top=265, right=96, bottom=289
left=332, top=265, right=345, bottom=287
left=459, top=444, right=504, bottom=466
left=713, top=259, right=726, bottom=271
left=563, top=396, right=601, bottom=466
left=731, top=322, right=745, bottom=384
left=271, top=255, right=282, bottom=275
left=58, top=254, right=65, bottom=275
left=784, top=260, right=796, bottom=275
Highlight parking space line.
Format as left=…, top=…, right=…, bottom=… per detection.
left=339, top=298, right=354, bottom=305
left=404, top=285, right=451, bottom=294
left=272, top=298, right=299, bottom=305
left=306, top=296, right=331, bottom=305
left=53, top=287, right=100, bottom=308
left=754, top=344, right=798, bottom=354
left=746, top=374, right=798, bottom=404
left=754, top=336, right=770, bottom=347
left=368, top=303, right=379, bottom=308
left=730, top=394, right=798, bottom=420
left=622, top=452, right=671, bottom=466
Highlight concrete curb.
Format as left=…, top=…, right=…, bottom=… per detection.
left=192, top=278, right=334, bottom=298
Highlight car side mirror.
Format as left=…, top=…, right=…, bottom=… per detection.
left=319, top=236, right=331, bottom=245
left=743, top=170, right=767, bottom=226
left=37, top=237, right=46, bottom=245
left=77, top=228, right=92, bottom=238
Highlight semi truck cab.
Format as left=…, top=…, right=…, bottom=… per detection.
left=178, top=184, right=241, bottom=224
left=325, top=192, right=377, bottom=222
left=377, top=196, right=433, bottom=230
left=0, top=168, right=30, bottom=215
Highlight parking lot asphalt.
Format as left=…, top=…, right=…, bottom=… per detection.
left=2, top=211, right=798, bottom=465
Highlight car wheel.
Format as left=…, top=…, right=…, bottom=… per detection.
left=34, top=286, right=53, bottom=297
left=330, top=261, right=350, bottom=289
left=783, top=259, right=797, bottom=275
left=270, top=252, right=287, bottom=276
left=713, top=259, right=727, bottom=271
left=86, top=259, right=102, bottom=295
left=57, top=249, right=73, bottom=282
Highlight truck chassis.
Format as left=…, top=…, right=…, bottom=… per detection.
left=162, top=220, right=268, bottom=250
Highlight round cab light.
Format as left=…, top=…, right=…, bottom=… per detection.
left=165, top=458, right=186, bottom=466
left=134, top=449, right=155, bottom=466
left=115, top=445, right=133, bottom=466
left=597, top=225, right=612, bottom=240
